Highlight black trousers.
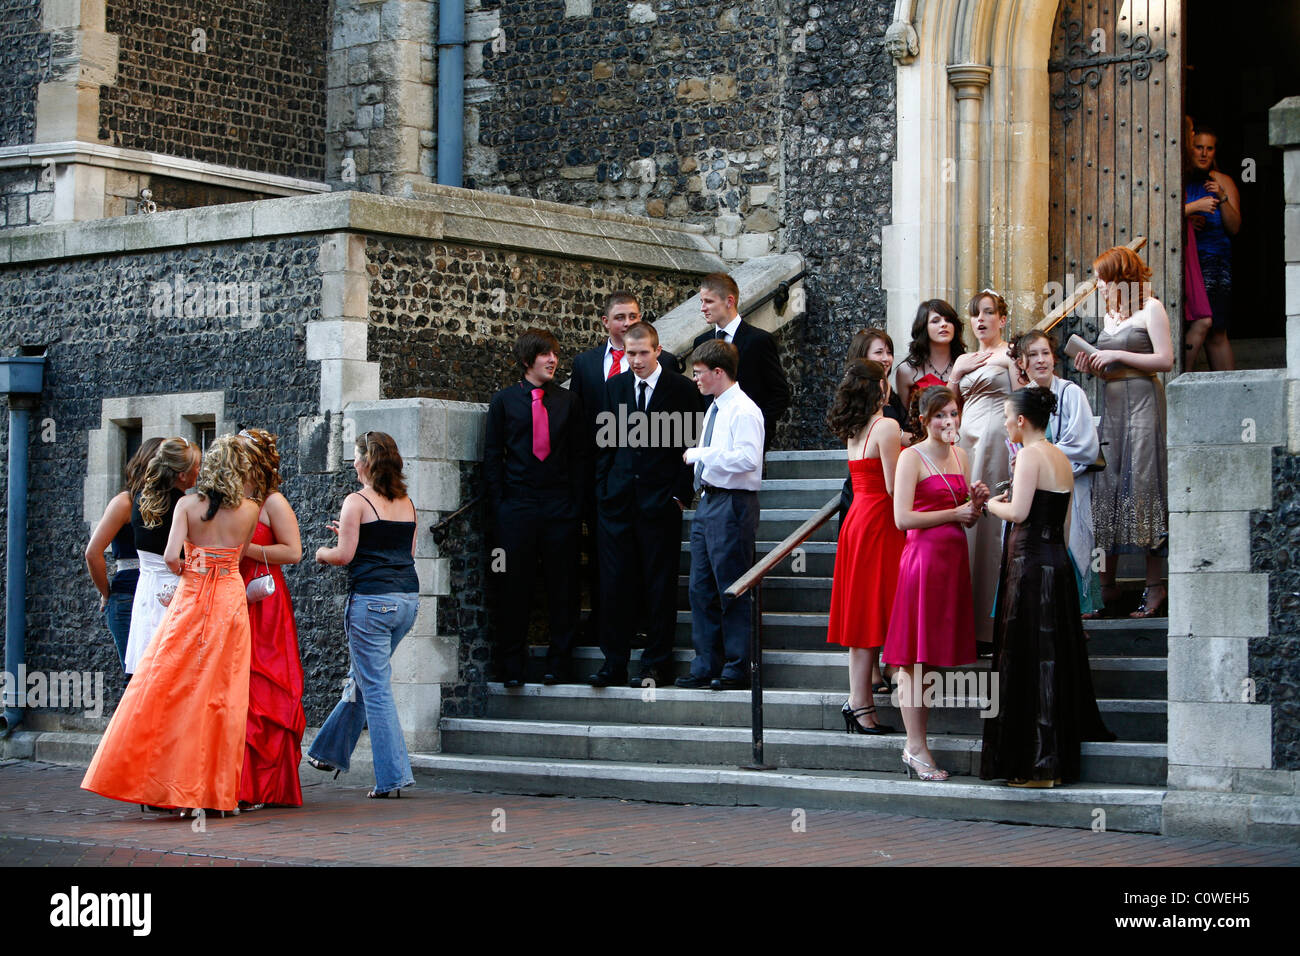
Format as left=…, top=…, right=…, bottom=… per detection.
left=596, top=500, right=682, bottom=673
left=491, top=497, right=579, bottom=680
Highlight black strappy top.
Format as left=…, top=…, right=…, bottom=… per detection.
left=348, top=493, right=419, bottom=595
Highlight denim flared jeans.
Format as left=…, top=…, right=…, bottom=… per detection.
left=309, top=591, right=418, bottom=793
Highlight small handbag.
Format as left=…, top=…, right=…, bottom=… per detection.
left=1085, top=442, right=1108, bottom=474
left=246, top=552, right=276, bottom=603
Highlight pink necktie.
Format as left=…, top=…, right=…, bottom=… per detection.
left=531, top=388, right=550, bottom=461
left=607, top=349, right=624, bottom=379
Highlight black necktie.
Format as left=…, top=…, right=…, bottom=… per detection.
left=637, top=380, right=648, bottom=413
left=715, top=328, right=727, bottom=340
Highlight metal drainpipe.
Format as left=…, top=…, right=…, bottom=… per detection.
left=0, top=354, right=45, bottom=737
left=436, top=0, right=465, bottom=187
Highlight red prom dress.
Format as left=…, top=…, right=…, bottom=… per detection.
left=883, top=459, right=976, bottom=668
left=826, top=423, right=906, bottom=649
left=237, top=521, right=305, bottom=806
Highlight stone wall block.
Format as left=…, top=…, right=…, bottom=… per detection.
left=1167, top=764, right=1234, bottom=792
left=1166, top=370, right=1286, bottom=446
left=1168, top=572, right=1267, bottom=638
left=1167, top=444, right=1273, bottom=513
left=306, top=319, right=369, bottom=361
left=1167, top=510, right=1250, bottom=574
left=1162, top=792, right=1250, bottom=842
left=1168, top=702, right=1272, bottom=769
left=1166, top=635, right=1251, bottom=702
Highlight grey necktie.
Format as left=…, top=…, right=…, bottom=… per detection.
left=693, top=401, right=718, bottom=493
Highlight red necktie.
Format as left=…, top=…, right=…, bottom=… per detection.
left=531, top=388, right=550, bottom=461
left=607, top=349, right=624, bottom=379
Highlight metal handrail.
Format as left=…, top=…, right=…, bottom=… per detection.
left=724, top=491, right=841, bottom=769
left=1035, top=236, right=1147, bottom=334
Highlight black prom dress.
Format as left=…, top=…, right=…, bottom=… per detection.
left=979, top=489, right=1114, bottom=784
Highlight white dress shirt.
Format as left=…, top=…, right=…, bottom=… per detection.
left=685, top=382, right=764, bottom=491
left=712, top=314, right=743, bottom=344
left=632, top=362, right=663, bottom=407
left=602, top=339, right=629, bottom=379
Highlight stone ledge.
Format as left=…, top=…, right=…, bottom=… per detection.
left=1166, top=369, right=1286, bottom=446
left=0, top=187, right=727, bottom=276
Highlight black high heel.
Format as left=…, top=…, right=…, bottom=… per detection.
left=841, top=700, right=894, bottom=735
left=308, top=755, right=341, bottom=779
left=367, top=788, right=401, bottom=799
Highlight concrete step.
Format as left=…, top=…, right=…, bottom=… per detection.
left=441, top=717, right=1165, bottom=786
left=679, top=540, right=840, bottom=576
left=676, top=576, right=833, bottom=613
left=410, top=753, right=1165, bottom=833
left=763, top=450, right=854, bottom=480
left=756, top=477, right=845, bottom=510
left=530, top=646, right=1167, bottom=699
left=683, top=508, right=841, bottom=543
left=484, top=683, right=1167, bottom=742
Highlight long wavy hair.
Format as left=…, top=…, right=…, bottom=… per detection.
left=903, top=299, right=966, bottom=371
left=240, top=428, right=282, bottom=503
left=195, top=434, right=250, bottom=522
left=124, top=436, right=164, bottom=497
left=826, top=360, right=887, bottom=442
left=356, top=431, right=408, bottom=500
left=137, top=438, right=201, bottom=528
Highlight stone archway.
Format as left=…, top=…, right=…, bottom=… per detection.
left=883, top=0, right=1060, bottom=345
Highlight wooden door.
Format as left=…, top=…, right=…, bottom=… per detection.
left=1048, top=0, right=1184, bottom=384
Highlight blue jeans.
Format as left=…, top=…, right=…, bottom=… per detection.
left=103, top=589, right=134, bottom=673
left=309, top=592, right=418, bottom=793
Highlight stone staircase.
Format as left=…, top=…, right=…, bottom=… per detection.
left=415, top=450, right=1170, bottom=833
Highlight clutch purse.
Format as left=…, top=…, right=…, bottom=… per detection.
left=1085, top=442, right=1108, bottom=474
left=157, top=584, right=176, bottom=607
left=246, top=552, right=276, bottom=603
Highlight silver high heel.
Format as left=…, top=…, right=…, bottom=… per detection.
left=902, top=747, right=949, bottom=782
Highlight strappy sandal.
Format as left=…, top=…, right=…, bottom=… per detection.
left=367, top=788, right=401, bottom=799
left=1130, top=584, right=1167, bottom=619
left=307, top=755, right=341, bottom=779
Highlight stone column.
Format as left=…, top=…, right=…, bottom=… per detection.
left=33, top=0, right=119, bottom=223
left=327, top=0, right=435, bottom=195
left=947, top=63, right=991, bottom=321
left=1276, top=97, right=1300, bottom=450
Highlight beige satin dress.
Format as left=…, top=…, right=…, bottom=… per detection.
left=958, top=360, right=1016, bottom=645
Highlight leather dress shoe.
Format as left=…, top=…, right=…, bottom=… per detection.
left=502, top=678, right=525, bottom=689
left=674, top=674, right=712, bottom=689
left=711, top=677, right=750, bottom=691
left=630, top=666, right=674, bottom=688
left=589, top=668, right=628, bottom=688
left=542, top=671, right=563, bottom=686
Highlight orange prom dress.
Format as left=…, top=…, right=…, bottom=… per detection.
left=82, top=545, right=250, bottom=812
left=237, top=522, right=305, bottom=807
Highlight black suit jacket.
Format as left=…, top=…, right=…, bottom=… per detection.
left=692, top=320, right=790, bottom=441
left=595, top=366, right=702, bottom=517
left=571, top=341, right=680, bottom=440
left=483, top=379, right=586, bottom=519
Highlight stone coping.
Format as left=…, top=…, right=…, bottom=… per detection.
left=0, top=188, right=726, bottom=275
left=0, top=140, right=331, bottom=196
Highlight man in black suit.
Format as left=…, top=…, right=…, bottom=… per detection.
left=570, top=291, right=679, bottom=643
left=690, top=272, right=790, bottom=449
left=590, top=322, right=703, bottom=687
left=484, top=328, right=586, bottom=686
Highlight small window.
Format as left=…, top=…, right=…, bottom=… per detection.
left=197, top=423, right=217, bottom=453
left=121, top=424, right=143, bottom=486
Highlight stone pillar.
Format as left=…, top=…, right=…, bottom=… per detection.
left=1275, top=97, right=1300, bottom=451
left=327, top=0, right=435, bottom=195
left=33, top=0, right=118, bottom=223
left=341, top=399, right=486, bottom=752
left=947, top=63, right=991, bottom=325
left=1161, top=105, right=1300, bottom=843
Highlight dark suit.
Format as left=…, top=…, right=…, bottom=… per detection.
left=692, top=320, right=790, bottom=448
left=484, top=379, right=586, bottom=681
left=569, top=339, right=680, bottom=643
left=594, top=366, right=703, bottom=676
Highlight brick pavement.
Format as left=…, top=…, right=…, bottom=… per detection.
left=2, top=760, right=1298, bottom=867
